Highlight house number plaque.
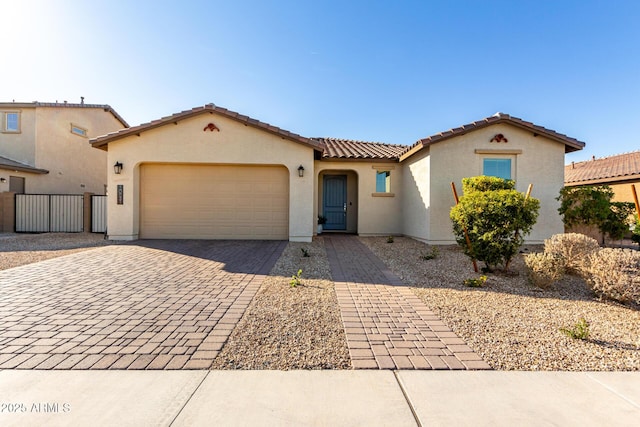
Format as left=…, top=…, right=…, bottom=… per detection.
left=117, top=185, right=124, bottom=205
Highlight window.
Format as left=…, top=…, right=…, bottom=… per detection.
left=3, top=112, right=20, bottom=132
left=71, top=124, right=88, bottom=137
left=375, top=170, right=390, bottom=192
left=483, top=158, right=512, bottom=180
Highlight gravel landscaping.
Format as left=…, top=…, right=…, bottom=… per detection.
left=4, top=232, right=638, bottom=371
left=361, top=236, right=640, bottom=371
left=211, top=238, right=350, bottom=370
left=0, top=233, right=114, bottom=271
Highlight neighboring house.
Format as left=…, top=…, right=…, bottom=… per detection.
left=564, top=151, right=640, bottom=203
left=0, top=101, right=128, bottom=195
left=90, top=104, right=584, bottom=243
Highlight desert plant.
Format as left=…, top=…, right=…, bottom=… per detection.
left=524, top=252, right=564, bottom=289
left=584, top=248, right=640, bottom=305
left=543, top=233, right=600, bottom=275
left=420, top=247, right=440, bottom=260
left=463, top=275, right=487, bottom=288
left=290, top=269, right=303, bottom=287
left=301, top=248, right=310, bottom=257
left=631, top=215, right=640, bottom=247
left=557, top=185, right=635, bottom=243
left=386, top=236, right=394, bottom=243
left=560, top=318, right=590, bottom=340
left=602, top=202, right=636, bottom=241
left=450, top=176, right=540, bottom=271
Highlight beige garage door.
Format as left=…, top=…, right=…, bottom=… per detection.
left=140, top=164, right=289, bottom=239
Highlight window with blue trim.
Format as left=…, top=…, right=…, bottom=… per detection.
left=483, top=158, right=511, bottom=180
left=375, top=171, right=390, bottom=192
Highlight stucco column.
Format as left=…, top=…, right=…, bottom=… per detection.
left=288, top=162, right=314, bottom=242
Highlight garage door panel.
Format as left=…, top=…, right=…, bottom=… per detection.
left=140, top=164, right=289, bottom=239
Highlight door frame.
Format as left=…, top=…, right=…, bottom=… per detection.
left=322, top=174, right=347, bottom=231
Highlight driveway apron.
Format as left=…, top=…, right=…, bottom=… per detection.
left=324, top=235, right=491, bottom=370
left=0, top=240, right=286, bottom=370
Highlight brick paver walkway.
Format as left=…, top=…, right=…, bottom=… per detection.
left=0, top=240, right=285, bottom=370
left=325, top=235, right=491, bottom=370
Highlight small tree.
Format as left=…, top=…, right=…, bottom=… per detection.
left=450, top=176, right=540, bottom=272
left=557, top=186, right=635, bottom=243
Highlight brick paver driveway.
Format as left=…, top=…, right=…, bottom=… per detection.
left=0, top=240, right=285, bottom=370
left=325, top=235, right=491, bottom=370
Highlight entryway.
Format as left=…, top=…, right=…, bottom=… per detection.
left=323, top=175, right=347, bottom=230
left=320, top=171, right=358, bottom=233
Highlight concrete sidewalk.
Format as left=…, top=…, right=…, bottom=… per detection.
left=1, top=370, right=638, bottom=426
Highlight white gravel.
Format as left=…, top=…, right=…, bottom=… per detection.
left=361, top=236, right=640, bottom=371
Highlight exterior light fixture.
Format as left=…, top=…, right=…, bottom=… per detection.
left=298, top=165, right=305, bottom=177
left=0, top=178, right=6, bottom=183
left=113, top=162, right=123, bottom=174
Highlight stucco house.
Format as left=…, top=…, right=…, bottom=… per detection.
left=564, top=151, right=640, bottom=203
left=0, top=101, right=128, bottom=195
left=90, top=104, right=584, bottom=243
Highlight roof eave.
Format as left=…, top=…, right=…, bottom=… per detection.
left=400, top=116, right=585, bottom=161
left=0, top=164, right=49, bottom=174
left=565, top=174, right=640, bottom=186
left=90, top=105, right=323, bottom=153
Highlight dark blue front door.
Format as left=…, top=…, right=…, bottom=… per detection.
left=323, top=175, right=347, bottom=230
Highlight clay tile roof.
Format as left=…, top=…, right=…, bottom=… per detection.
left=314, top=137, right=407, bottom=160
left=400, top=112, right=585, bottom=160
left=565, top=151, right=640, bottom=185
left=90, top=104, right=323, bottom=152
left=0, top=155, right=49, bottom=174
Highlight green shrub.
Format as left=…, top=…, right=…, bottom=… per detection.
left=386, top=236, right=394, bottom=243
left=450, top=176, right=540, bottom=271
left=420, top=247, right=439, bottom=260
left=560, top=318, right=590, bottom=340
left=290, top=269, right=303, bottom=288
left=584, top=248, right=640, bottom=305
left=631, top=215, right=640, bottom=247
left=462, top=175, right=515, bottom=193
left=524, top=252, right=564, bottom=289
left=557, top=186, right=635, bottom=243
left=463, top=275, right=487, bottom=288
left=543, top=233, right=600, bottom=275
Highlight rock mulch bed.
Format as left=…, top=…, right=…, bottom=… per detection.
left=362, top=236, right=640, bottom=371
left=211, top=238, right=350, bottom=370
left=0, top=233, right=113, bottom=271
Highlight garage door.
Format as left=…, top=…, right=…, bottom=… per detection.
left=140, top=164, right=289, bottom=239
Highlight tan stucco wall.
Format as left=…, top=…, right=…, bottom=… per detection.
left=314, top=161, right=403, bottom=236
left=609, top=180, right=640, bottom=204
left=411, top=123, right=565, bottom=244
left=106, top=113, right=316, bottom=242
left=0, top=108, right=36, bottom=165
left=401, top=148, right=431, bottom=241
left=0, top=106, right=123, bottom=194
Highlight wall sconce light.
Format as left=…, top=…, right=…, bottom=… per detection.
left=113, top=162, right=123, bottom=174
left=298, top=165, right=305, bottom=177
left=0, top=178, right=6, bottom=183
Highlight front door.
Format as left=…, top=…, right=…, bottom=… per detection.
left=323, top=175, right=347, bottom=230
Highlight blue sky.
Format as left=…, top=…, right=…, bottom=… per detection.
left=3, top=0, right=639, bottom=162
